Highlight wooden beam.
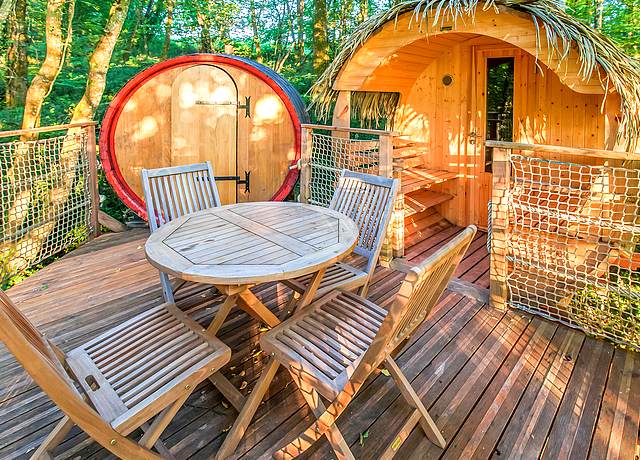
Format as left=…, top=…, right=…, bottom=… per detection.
left=98, top=210, right=128, bottom=233
left=489, top=148, right=510, bottom=311
left=485, top=140, right=640, bottom=161
left=0, top=121, right=98, bottom=138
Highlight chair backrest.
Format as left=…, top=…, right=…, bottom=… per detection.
left=329, top=170, right=399, bottom=274
left=351, top=226, right=477, bottom=380
left=0, top=290, right=161, bottom=459
left=141, top=162, right=221, bottom=232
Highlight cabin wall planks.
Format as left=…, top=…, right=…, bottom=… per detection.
left=336, top=29, right=626, bottom=229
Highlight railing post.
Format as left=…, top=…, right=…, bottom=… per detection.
left=299, top=126, right=312, bottom=204
left=490, top=147, right=510, bottom=311
left=86, top=123, right=100, bottom=238
left=379, top=133, right=400, bottom=264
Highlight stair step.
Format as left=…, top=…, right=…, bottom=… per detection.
left=404, top=190, right=454, bottom=217
left=400, top=167, right=458, bottom=194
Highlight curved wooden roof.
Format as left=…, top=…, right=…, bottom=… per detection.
left=311, top=0, right=640, bottom=150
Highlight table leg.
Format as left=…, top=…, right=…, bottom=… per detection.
left=236, top=288, right=280, bottom=328
left=293, top=267, right=327, bottom=312
left=208, top=294, right=238, bottom=335
left=215, top=359, right=280, bottom=459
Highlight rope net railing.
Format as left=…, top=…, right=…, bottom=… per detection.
left=307, top=132, right=382, bottom=207
left=0, top=127, right=97, bottom=286
left=505, top=154, right=640, bottom=350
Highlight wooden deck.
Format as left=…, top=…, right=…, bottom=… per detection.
left=1, top=215, right=639, bottom=459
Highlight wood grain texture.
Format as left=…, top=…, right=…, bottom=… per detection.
left=145, top=202, right=359, bottom=285
left=112, top=63, right=298, bottom=206
left=1, top=225, right=638, bottom=460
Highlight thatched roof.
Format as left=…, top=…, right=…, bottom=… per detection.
left=310, top=0, right=640, bottom=151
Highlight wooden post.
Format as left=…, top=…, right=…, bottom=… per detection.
left=332, top=91, right=351, bottom=131
left=300, top=126, right=313, bottom=203
left=379, top=133, right=400, bottom=264
left=490, top=147, right=510, bottom=311
left=86, top=123, right=100, bottom=238
left=379, top=134, right=393, bottom=179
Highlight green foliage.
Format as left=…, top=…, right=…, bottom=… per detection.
left=0, top=0, right=638, bottom=290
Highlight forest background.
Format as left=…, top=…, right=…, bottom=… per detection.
left=0, top=0, right=638, bottom=224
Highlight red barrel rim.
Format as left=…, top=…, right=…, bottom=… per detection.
left=99, top=54, right=307, bottom=219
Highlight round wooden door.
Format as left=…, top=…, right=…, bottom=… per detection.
left=171, top=65, right=238, bottom=204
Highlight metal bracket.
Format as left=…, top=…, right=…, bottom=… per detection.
left=238, top=96, right=251, bottom=118
left=214, top=171, right=251, bottom=194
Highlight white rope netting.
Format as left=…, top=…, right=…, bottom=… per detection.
left=1, top=131, right=95, bottom=284
left=308, top=132, right=381, bottom=207
left=506, top=154, right=640, bottom=349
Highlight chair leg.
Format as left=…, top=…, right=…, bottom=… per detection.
left=357, top=282, right=370, bottom=298
left=279, top=291, right=300, bottom=321
left=160, top=272, right=175, bottom=303
left=171, top=279, right=188, bottom=296
left=215, top=359, right=280, bottom=460
left=30, top=415, right=75, bottom=460
left=383, top=356, right=446, bottom=449
left=140, top=390, right=192, bottom=449
left=289, top=371, right=354, bottom=460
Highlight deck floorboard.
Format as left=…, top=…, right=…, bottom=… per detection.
left=1, top=219, right=638, bottom=459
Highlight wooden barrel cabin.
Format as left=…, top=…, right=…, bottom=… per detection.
left=310, top=0, right=640, bottom=233
left=100, top=54, right=309, bottom=219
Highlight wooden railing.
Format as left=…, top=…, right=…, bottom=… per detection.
left=488, top=140, right=640, bottom=350
left=0, top=122, right=100, bottom=285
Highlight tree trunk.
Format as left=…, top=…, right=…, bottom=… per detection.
left=358, top=0, right=368, bottom=23
left=196, top=11, right=213, bottom=52
left=593, top=0, right=604, bottom=29
left=162, top=0, right=174, bottom=58
left=297, top=0, right=304, bottom=59
left=20, top=0, right=67, bottom=136
left=5, top=0, right=27, bottom=108
left=249, top=0, right=262, bottom=62
left=0, top=0, right=14, bottom=21
left=312, top=0, right=329, bottom=74
left=6, top=0, right=69, bottom=236
left=123, top=0, right=151, bottom=58
left=71, top=0, right=129, bottom=122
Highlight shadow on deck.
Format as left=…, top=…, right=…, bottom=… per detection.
left=1, top=218, right=638, bottom=459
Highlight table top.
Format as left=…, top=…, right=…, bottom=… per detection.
left=145, top=202, right=359, bottom=285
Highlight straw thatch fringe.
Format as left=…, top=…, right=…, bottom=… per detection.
left=309, top=0, right=640, bottom=151
left=350, top=92, right=401, bottom=128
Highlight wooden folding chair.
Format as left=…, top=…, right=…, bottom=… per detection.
left=141, top=162, right=222, bottom=303
left=0, top=290, right=231, bottom=459
left=282, top=170, right=399, bottom=312
left=261, top=225, right=477, bottom=459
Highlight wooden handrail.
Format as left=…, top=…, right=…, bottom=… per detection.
left=0, top=121, right=98, bottom=139
left=486, top=140, right=640, bottom=162
left=301, top=123, right=400, bottom=137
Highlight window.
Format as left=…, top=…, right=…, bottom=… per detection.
left=485, top=57, right=514, bottom=173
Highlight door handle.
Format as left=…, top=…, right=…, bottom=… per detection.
left=468, top=131, right=481, bottom=145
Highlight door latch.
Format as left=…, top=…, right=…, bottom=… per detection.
left=215, top=171, right=251, bottom=194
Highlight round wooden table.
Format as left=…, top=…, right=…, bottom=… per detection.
left=146, top=201, right=358, bottom=328
left=145, top=201, right=358, bottom=457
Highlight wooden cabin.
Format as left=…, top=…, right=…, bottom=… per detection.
left=309, top=0, right=640, bottom=230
